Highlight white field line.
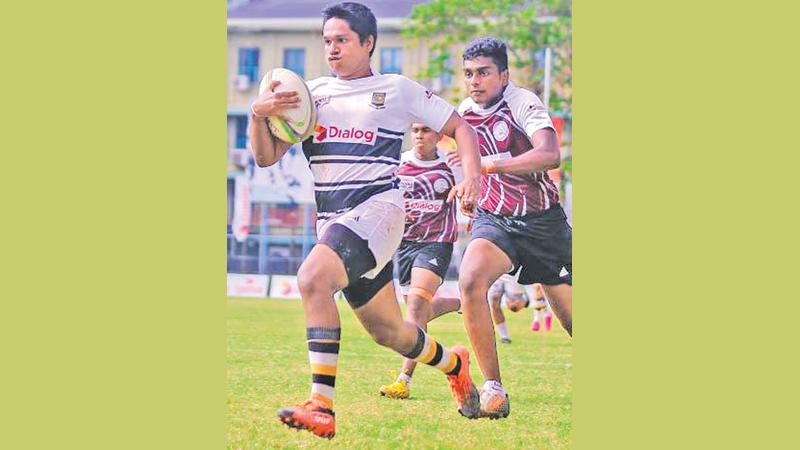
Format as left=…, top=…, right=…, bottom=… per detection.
left=227, top=347, right=572, bottom=368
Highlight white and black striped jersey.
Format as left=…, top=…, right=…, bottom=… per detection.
left=302, top=73, right=455, bottom=223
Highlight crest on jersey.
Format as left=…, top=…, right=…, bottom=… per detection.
left=433, top=178, right=450, bottom=194
left=314, top=95, right=331, bottom=109
left=492, top=121, right=510, bottom=142
left=370, top=92, right=386, bottom=109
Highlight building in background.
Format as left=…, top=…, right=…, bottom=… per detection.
left=227, top=0, right=433, bottom=172
left=227, top=1, right=437, bottom=275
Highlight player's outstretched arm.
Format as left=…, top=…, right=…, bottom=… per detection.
left=482, top=128, right=560, bottom=176
left=440, top=112, right=481, bottom=216
left=248, top=80, right=298, bottom=167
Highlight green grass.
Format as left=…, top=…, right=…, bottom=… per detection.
left=228, top=298, right=572, bottom=449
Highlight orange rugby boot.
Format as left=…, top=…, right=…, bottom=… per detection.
left=277, top=398, right=336, bottom=439
left=446, top=345, right=481, bottom=419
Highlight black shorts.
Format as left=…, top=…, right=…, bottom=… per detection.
left=471, top=205, right=572, bottom=286
left=395, top=241, right=454, bottom=287
left=319, top=223, right=394, bottom=310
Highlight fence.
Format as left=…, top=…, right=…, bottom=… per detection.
left=227, top=202, right=316, bottom=275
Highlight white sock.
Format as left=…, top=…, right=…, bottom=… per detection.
left=533, top=309, right=542, bottom=322
left=495, top=322, right=510, bottom=340
left=397, top=372, right=412, bottom=385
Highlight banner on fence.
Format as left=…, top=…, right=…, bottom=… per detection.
left=227, top=273, right=269, bottom=297
left=269, top=275, right=302, bottom=299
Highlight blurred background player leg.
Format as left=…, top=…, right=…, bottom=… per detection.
left=487, top=277, right=511, bottom=343
left=544, top=304, right=553, bottom=331
left=529, top=283, right=553, bottom=331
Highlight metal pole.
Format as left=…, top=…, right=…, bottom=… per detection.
left=258, top=203, right=269, bottom=274
left=543, top=47, right=552, bottom=109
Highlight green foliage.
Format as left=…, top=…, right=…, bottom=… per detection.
left=403, top=0, right=571, bottom=113
left=228, top=298, right=572, bottom=449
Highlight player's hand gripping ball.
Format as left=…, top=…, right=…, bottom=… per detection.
left=257, top=68, right=317, bottom=144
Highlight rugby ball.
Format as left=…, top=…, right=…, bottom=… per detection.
left=258, top=68, right=316, bottom=144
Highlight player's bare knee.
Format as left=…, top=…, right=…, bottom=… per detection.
left=297, top=264, right=338, bottom=300
left=459, top=273, right=490, bottom=302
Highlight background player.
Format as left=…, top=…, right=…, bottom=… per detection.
left=456, top=37, right=573, bottom=420
left=529, top=282, right=554, bottom=332
left=487, top=274, right=530, bottom=344
left=488, top=278, right=554, bottom=341
left=249, top=3, right=484, bottom=438
left=379, top=123, right=463, bottom=400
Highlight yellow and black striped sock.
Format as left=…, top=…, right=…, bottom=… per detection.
left=402, top=327, right=461, bottom=376
left=307, top=327, right=340, bottom=410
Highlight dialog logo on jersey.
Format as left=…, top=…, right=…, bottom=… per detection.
left=313, top=125, right=377, bottom=145
left=404, top=199, right=443, bottom=213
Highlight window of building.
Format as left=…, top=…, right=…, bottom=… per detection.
left=283, top=48, right=305, bottom=78
left=380, top=47, right=403, bottom=74
left=238, top=47, right=260, bottom=82
left=234, top=115, right=248, bottom=149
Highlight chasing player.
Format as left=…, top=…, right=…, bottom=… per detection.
left=248, top=3, right=484, bottom=438
left=456, top=37, right=573, bottom=420
left=378, top=123, right=463, bottom=400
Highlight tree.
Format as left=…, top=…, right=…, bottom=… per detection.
left=403, top=0, right=572, bottom=115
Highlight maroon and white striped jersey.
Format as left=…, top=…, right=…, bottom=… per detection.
left=458, top=83, right=559, bottom=217
left=397, top=148, right=463, bottom=243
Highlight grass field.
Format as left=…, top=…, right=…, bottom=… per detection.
left=227, top=298, right=572, bottom=449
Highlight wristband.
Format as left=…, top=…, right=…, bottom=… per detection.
left=482, top=160, right=498, bottom=175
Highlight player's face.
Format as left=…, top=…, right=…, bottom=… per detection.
left=323, top=18, right=373, bottom=79
left=463, top=56, right=509, bottom=107
left=410, top=123, right=440, bottom=158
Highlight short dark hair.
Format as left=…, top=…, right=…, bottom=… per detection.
left=463, top=37, right=508, bottom=73
left=322, top=2, right=378, bottom=57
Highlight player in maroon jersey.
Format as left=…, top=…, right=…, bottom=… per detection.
left=378, top=123, right=463, bottom=400
left=456, top=37, right=573, bottom=419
